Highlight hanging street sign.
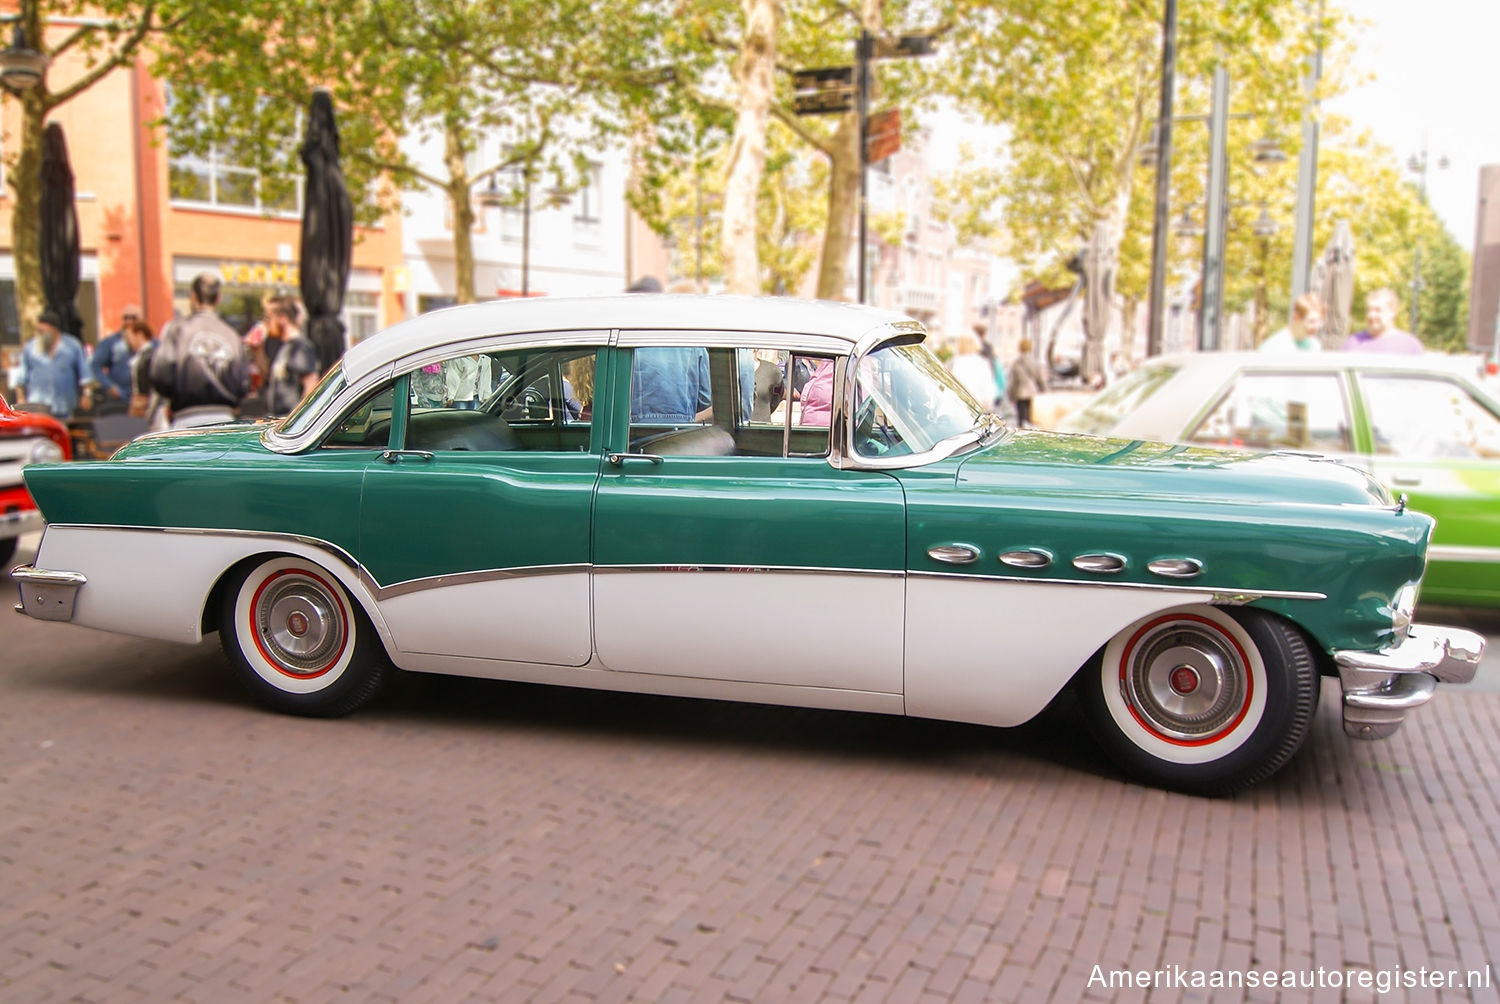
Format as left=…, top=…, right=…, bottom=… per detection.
left=866, top=108, right=902, bottom=163
left=792, top=66, right=854, bottom=116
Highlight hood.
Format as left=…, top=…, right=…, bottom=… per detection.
left=955, top=429, right=1393, bottom=508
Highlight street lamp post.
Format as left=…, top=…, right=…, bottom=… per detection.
left=1406, top=141, right=1448, bottom=335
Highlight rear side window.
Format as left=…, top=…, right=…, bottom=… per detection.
left=1188, top=372, right=1351, bottom=453
left=1061, top=365, right=1177, bottom=435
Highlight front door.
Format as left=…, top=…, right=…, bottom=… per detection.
left=591, top=341, right=907, bottom=694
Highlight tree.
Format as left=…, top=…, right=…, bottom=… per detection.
left=153, top=0, right=663, bottom=303
left=934, top=0, right=1345, bottom=362
left=1, top=0, right=179, bottom=343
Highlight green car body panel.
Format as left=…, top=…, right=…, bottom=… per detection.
left=23, top=421, right=1429, bottom=660
left=894, top=432, right=1430, bottom=655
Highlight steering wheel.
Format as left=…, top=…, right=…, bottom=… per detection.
left=853, top=397, right=886, bottom=457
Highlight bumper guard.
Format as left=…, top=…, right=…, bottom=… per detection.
left=11, top=564, right=87, bottom=622
left=1334, top=624, right=1484, bottom=739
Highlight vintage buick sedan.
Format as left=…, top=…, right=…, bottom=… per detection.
left=11, top=296, right=1483, bottom=793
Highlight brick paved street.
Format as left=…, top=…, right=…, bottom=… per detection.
left=4, top=539, right=1500, bottom=1002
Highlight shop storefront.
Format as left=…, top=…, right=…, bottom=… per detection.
left=171, top=257, right=384, bottom=347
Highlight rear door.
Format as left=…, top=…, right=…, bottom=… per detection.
left=358, top=334, right=609, bottom=665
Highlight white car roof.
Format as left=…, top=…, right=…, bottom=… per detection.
left=339, top=294, right=917, bottom=385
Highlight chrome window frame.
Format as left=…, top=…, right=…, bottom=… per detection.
left=836, top=323, right=993, bottom=472
left=262, top=328, right=613, bottom=455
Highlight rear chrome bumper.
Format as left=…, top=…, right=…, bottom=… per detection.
left=11, top=564, right=86, bottom=622
left=0, top=506, right=43, bottom=541
left=1334, top=624, right=1484, bottom=739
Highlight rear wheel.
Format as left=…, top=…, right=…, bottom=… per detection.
left=219, top=555, right=386, bottom=716
left=1080, top=605, right=1317, bottom=795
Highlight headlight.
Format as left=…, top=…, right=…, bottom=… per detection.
left=25, top=437, right=65, bottom=465
left=1391, top=583, right=1418, bottom=642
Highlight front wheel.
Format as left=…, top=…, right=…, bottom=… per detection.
left=219, top=555, right=387, bottom=717
left=1080, top=605, right=1318, bottom=795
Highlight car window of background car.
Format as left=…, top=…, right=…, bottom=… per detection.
left=853, top=343, right=983, bottom=459
left=1360, top=374, right=1500, bottom=459
left=1187, top=372, right=1351, bottom=453
left=1059, top=364, right=1178, bottom=435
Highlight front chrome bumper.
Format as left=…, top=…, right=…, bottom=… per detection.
left=11, top=564, right=87, bottom=622
left=1334, top=624, right=1484, bottom=739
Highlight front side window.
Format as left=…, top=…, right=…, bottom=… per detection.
left=1361, top=374, right=1500, bottom=459
left=325, top=385, right=396, bottom=448
left=852, top=341, right=986, bottom=459
left=1188, top=372, right=1350, bottom=452
left=278, top=365, right=347, bottom=439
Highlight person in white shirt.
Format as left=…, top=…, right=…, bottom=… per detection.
left=1259, top=293, right=1324, bottom=353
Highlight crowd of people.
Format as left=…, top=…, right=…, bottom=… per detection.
left=7, top=277, right=1437, bottom=440
left=11, top=272, right=327, bottom=431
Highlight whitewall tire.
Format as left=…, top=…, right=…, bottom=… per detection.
left=219, top=556, right=386, bottom=716
left=1081, top=605, right=1318, bottom=795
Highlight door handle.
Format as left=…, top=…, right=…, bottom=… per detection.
left=1391, top=473, right=1422, bottom=487
left=607, top=452, right=664, bottom=465
left=381, top=449, right=435, bottom=464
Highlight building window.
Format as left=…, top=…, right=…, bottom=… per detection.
left=345, top=291, right=380, bottom=346
left=167, top=90, right=302, bottom=216
left=574, top=163, right=602, bottom=224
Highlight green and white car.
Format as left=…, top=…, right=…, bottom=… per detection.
left=11, top=297, right=1482, bottom=793
left=1058, top=351, right=1500, bottom=606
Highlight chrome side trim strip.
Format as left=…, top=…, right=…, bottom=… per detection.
left=593, top=564, right=905, bottom=579
left=374, top=564, right=589, bottom=600
left=46, top=524, right=588, bottom=601
left=906, top=569, right=1326, bottom=601
left=1427, top=544, right=1500, bottom=564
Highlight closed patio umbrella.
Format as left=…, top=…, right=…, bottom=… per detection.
left=39, top=123, right=82, bottom=338
left=299, top=88, right=353, bottom=375
left=1318, top=220, right=1355, bottom=348
left=1080, top=221, right=1116, bottom=378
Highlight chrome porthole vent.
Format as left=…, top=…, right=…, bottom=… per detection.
left=1073, top=553, right=1127, bottom=574
left=1147, top=557, right=1204, bottom=579
left=999, top=549, right=1052, bottom=569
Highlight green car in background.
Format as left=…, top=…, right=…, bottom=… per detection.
left=1058, top=352, right=1500, bottom=606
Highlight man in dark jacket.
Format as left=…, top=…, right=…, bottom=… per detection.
left=148, top=274, right=250, bottom=429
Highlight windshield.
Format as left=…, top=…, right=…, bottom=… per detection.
left=1058, top=364, right=1178, bottom=435
left=277, top=364, right=347, bottom=438
left=853, top=342, right=987, bottom=459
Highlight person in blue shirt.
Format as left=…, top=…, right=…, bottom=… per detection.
left=18, top=309, right=93, bottom=419
left=90, top=304, right=142, bottom=409
left=631, top=346, right=712, bottom=423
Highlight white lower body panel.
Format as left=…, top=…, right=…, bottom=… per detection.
left=905, top=576, right=1213, bottom=728
left=592, top=569, right=904, bottom=693
left=376, top=572, right=591, bottom=666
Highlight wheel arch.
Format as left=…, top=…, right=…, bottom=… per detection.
left=197, top=543, right=395, bottom=658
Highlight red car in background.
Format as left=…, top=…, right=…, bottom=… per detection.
left=0, top=394, right=70, bottom=567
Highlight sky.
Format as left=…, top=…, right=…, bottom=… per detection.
left=1327, top=0, right=1500, bottom=246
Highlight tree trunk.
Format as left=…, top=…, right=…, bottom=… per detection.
left=720, top=0, right=779, bottom=295
left=9, top=88, right=48, bottom=346
left=815, top=113, right=859, bottom=301
left=443, top=121, right=476, bottom=304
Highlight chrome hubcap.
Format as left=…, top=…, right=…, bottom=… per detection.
left=1124, top=621, right=1246, bottom=741
left=255, top=573, right=345, bottom=675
